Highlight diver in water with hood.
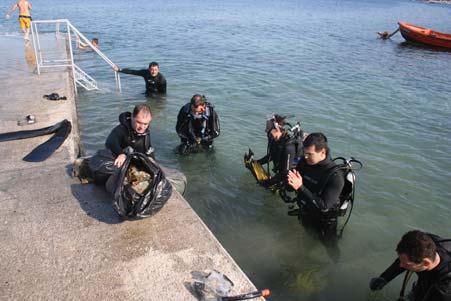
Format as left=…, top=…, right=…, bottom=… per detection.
left=175, top=94, right=220, bottom=155
left=105, top=104, right=154, bottom=167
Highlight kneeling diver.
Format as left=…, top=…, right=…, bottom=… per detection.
left=77, top=104, right=154, bottom=188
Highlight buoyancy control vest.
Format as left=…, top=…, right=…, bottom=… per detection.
left=176, top=102, right=220, bottom=144
left=280, top=156, right=362, bottom=235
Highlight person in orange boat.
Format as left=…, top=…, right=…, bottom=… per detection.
left=5, top=0, right=33, bottom=40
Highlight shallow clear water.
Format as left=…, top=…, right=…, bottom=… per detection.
left=1, top=0, right=451, bottom=300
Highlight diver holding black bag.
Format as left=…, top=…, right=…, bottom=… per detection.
left=76, top=104, right=172, bottom=218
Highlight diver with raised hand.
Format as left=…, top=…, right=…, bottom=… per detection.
left=175, top=94, right=220, bottom=155
left=112, top=62, right=166, bottom=95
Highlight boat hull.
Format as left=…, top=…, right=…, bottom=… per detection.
left=398, top=22, right=451, bottom=49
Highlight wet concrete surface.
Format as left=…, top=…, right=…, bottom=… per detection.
left=0, top=35, right=264, bottom=300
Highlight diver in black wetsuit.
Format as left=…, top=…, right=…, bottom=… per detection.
left=113, top=62, right=166, bottom=95
left=87, top=104, right=154, bottom=185
left=287, top=132, right=345, bottom=237
left=370, top=230, right=451, bottom=301
left=257, top=114, right=303, bottom=188
left=175, top=94, right=220, bottom=155
left=105, top=107, right=154, bottom=162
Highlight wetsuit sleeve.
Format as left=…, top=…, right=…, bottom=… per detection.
left=176, top=107, right=196, bottom=143
left=266, top=143, right=297, bottom=186
left=157, top=74, right=167, bottom=93
left=280, top=143, right=297, bottom=173
left=379, top=258, right=406, bottom=283
left=297, top=171, right=345, bottom=211
left=257, top=139, right=274, bottom=165
left=105, top=126, right=128, bottom=156
left=118, top=68, right=147, bottom=77
left=202, top=109, right=220, bottom=142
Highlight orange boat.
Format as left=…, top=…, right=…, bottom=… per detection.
left=398, top=22, right=451, bottom=49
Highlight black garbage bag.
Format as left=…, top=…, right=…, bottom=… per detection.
left=111, top=152, right=172, bottom=219
left=88, top=149, right=119, bottom=185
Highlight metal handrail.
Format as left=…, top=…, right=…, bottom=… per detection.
left=30, top=19, right=121, bottom=93
left=66, top=21, right=122, bottom=92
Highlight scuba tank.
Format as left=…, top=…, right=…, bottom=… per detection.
left=331, top=157, right=363, bottom=236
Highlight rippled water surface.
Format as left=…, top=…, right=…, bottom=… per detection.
left=1, top=0, right=451, bottom=300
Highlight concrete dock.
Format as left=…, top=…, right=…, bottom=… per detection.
left=0, top=36, right=264, bottom=300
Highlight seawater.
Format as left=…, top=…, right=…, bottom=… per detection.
left=1, top=0, right=450, bottom=300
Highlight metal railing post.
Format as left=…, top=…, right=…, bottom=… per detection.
left=31, top=22, right=40, bottom=75
left=66, top=21, right=77, bottom=95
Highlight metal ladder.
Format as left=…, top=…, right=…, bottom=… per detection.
left=30, top=19, right=121, bottom=95
left=74, top=64, right=98, bottom=91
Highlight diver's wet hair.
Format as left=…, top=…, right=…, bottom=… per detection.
left=149, top=62, right=159, bottom=69
left=396, top=230, right=437, bottom=263
left=92, top=38, right=99, bottom=44
left=303, top=132, right=328, bottom=151
left=132, top=103, right=152, bottom=117
left=190, top=94, right=206, bottom=107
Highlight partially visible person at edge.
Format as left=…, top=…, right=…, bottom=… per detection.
left=257, top=114, right=304, bottom=188
left=369, top=230, right=451, bottom=301
left=5, top=0, right=32, bottom=41
left=112, top=62, right=166, bottom=95
left=175, top=94, right=220, bottom=155
left=106, top=103, right=154, bottom=168
left=287, top=132, right=344, bottom=237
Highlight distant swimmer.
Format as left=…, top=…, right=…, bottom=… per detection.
left=112, top=62, right=166, bottom=95
left=5, top=0, right=33, bottom=41
left=76, top=37, right=99, bottom=50
left=377, top=28, right=400, bottom=40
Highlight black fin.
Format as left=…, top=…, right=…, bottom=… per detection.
left=0, top=120, right=66, bottom=142
left=23, top=120, right=72, bottom=162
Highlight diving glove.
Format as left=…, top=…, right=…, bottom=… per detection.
left=369, top=277, right=387, bottom=291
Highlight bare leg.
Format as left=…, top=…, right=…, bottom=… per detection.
left=24, top=28, right=30, bottom=40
